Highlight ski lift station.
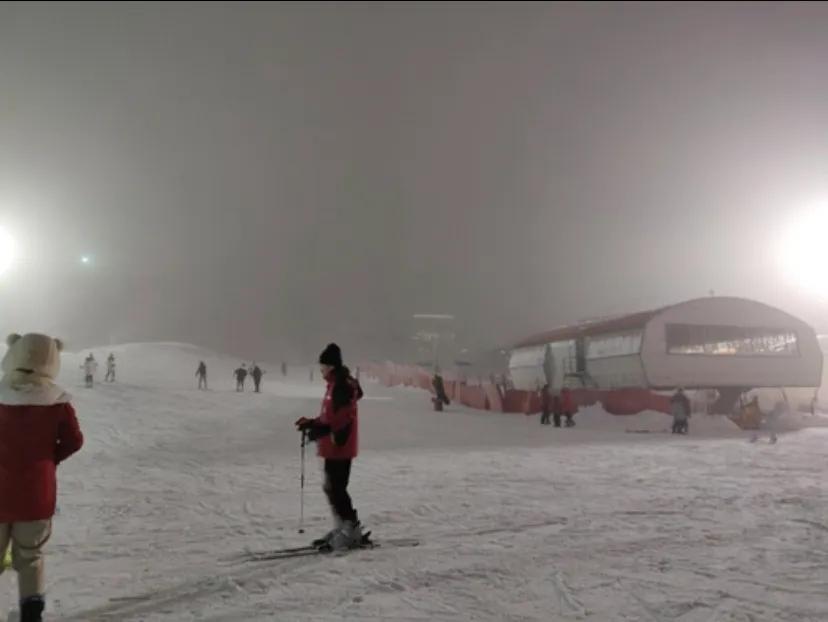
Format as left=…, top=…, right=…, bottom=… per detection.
left=509, top=297, right=822, bottom=409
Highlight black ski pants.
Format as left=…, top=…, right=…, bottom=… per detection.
left=323, top=459, right=358, bottom=523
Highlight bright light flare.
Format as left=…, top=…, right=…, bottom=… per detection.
left=0, top=227, right=16, bottom=276
left=778, top=205, right=828, bottom=298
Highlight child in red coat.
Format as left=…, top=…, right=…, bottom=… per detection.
left=0, top=333, right=84, bottom=622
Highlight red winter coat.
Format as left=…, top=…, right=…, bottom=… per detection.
left=0, top=384, right=84, bottom=522
left=314, top=373, right=361, bottom=460
left=560, top=388, right=575, bottom=414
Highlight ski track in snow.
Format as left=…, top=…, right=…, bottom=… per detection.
left=1, top=343, right=827, bottom=621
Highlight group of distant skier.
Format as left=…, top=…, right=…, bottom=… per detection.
left=194, top=360, right=290, bottom=392
left=536, top=384, right=693, bottom=433
left=539, top=385, right=577, bottom=427
left=232, top=363, right=265, bottom=392
left=80, top=352, right=116, bottom=388
left=77, top=353, right=288, bottom=395
left=0, top=335, right=364, bottom=622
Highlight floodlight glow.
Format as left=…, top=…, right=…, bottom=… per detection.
left=778, top=205, right=828, bottom=298
left=0, top=227, right=16, bottom=276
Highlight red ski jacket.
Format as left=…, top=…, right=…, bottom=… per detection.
left=0, top=383, right=84, bottom=522
left=560, top=388, right=575, bottom=414
left=314, top=372, right=362, bottom=460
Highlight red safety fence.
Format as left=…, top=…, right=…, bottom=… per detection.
left=483, top=384, right=503, bottom=412
left=361, top=362, right=669, bottom=417
left=458, top=385, right=489, bottom=410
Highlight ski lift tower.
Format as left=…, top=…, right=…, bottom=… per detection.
left=412, top=314, right=455, bottom=372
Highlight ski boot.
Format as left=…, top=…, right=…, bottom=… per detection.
left=327, top=520, right=363, bottom=552
left=20, top=596, right=44, bottom=622
left=312, top=517, right=342, bottom=548
left=312, top=527, right=338, bottom=549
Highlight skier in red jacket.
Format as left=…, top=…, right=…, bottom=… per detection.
left=296, top=343, right=364, bottom=551
left=0, top=333, right=84, bottom=622
left=560, top=387, right=576, bottom=427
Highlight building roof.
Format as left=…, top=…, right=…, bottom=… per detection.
left=513, top=307, right=665, bottom=349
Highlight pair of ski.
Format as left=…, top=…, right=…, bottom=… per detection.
left=224, top=532, right=420, bottom=565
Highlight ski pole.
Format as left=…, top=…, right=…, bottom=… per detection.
left=299, top=429, right=307, bottom=534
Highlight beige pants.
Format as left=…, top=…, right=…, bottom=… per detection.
left=0, top=520, right=51, bottom=599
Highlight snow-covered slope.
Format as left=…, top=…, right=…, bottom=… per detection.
left=1, top=343, right=827, bottom=621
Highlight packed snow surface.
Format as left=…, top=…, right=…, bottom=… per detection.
left=2, top=343, right=827, bottom=621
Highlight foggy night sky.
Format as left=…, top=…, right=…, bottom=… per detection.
left=1, top=2, right=827, bottom=363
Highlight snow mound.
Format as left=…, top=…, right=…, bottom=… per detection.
left=576, top=403, right=742, bottom=435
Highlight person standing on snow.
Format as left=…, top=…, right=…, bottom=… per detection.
left=295, top=343, right=364, bottom=551
left=552, top=391, right=563, bottom=427
left=105, top=353, right=116, bottom=383
left=540, top=383, right=551, bottom=425
left=250, top=364, right=264, bottom=393
left=82, top=354, right=98, bottom=388
left=671, top=388, right=691, bottom=434
left=0, top=333, right=84, bottom=622
left=560, top=387, right=576, bottom=427
left=233, top=364, right=247, bottom=392
left=432, top=371, right=450, bottom=410
left=195, top=361, right=207, bottom=390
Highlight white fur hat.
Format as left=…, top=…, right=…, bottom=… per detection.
left=1, top=333, right=64, bottom=385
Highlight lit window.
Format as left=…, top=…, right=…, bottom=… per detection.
left=665, top=324, right=799, bottom=356
left=586, top=332, right=643, bottom=359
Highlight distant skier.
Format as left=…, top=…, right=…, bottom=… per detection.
left=761, top=399, right=786, bottom=442
left=196, top=361, right=207, bottom=390
left=105, top=353, right=116, bottom=383
left=671, top=388, right=691, bottom=434
left=251, top=364, right=264, bottom=393
left=432, top=372, right=450, bottom=411
left=82, top=354, right=98, bottom=388
left=295, top=343, right=364, bottom=551
left=234, top=364, right=247, bottom=392
left=540, top=384, right=551, bottom=425
left=560, top=387, right=576, bottom=427
left=552, top=392, right=563, bottom=427
left=0, top=333, right=84, bottom=622
left=281, top=362, right=288, bottom=377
